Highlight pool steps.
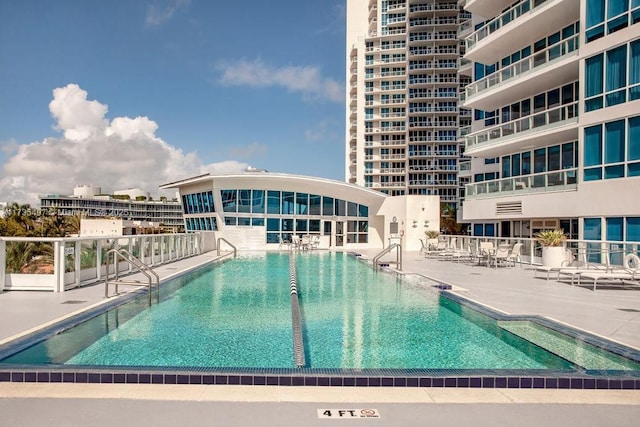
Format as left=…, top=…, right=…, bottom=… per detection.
left=498, top=321, right=638, bottom=370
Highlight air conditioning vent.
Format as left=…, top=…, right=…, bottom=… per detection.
left=496, top=201, right=522, bottom=215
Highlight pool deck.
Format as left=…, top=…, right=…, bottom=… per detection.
left=0, top=250, right=639, bottom=426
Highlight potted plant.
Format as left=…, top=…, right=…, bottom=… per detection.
left=535, top=229, right=567, bottom=267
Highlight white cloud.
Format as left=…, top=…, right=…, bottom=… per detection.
left=1, top=138, right=19, bottom=155
left=229, top=142, right=267, bottom=158
left=0, top=84, right=249, bottom=205
left=145, top=0, right=190, bottom=27
left=216, top=58, right=343, bottom=103
left=304, top=119, right=340, bottom=143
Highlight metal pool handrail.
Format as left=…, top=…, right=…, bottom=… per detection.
left=289, top=252, right=306, bottom=368
left=373, top=243, right=403, bottom=271
left=104, top=248, right=159, bottom=305
left=216, top=237, right=237, bottom=258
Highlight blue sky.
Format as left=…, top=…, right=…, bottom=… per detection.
left=0, top=0, right=346, bottom=204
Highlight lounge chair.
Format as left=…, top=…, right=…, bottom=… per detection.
left=556, top=263, right=611, bottom=285
left=577, top=268, right=640, bottom=291
left=535, top=249, right=582, bottom=280
left=425, top=240, right=448, bottom=258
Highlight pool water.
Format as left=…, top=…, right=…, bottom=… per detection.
left=2, top=252, right=637, bottom=371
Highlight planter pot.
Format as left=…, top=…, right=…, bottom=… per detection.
left=541, top=246, right=565, bottom=268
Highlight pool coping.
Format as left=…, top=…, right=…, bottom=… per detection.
left=1, top=253, right=639, bottom=390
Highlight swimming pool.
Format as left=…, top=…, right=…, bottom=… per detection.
left=1, top=252, right=639, bottom=388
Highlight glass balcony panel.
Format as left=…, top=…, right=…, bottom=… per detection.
left=465, top=169, right=577, bottom=199
left=465, top=34, right=578, bottom=101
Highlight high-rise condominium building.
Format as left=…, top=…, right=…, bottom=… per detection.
left=346, top=0, right=471, bottom=217
left=461, top=0, right=639, bottom=250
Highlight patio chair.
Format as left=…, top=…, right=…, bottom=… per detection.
left=468, top=244, right=485, bottom=265
left=505, top=243, right=523, bottom=267
left=489, top=244, right=511, bottom=268
left=300, top=235, right=312, bottom=251
left=278, top=236, right=291, bottom=251
left=310, top=235, right=320, bottom=250
left=419, top=239, right=428, bottom=255
left=477, top=241, right=495, bottom=266
left=290, top=235, right=301, bottom=251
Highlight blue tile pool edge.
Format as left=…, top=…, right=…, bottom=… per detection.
left=0, top=367, right=639, bottom=389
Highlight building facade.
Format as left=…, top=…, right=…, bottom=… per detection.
left=39, top=185, right=183, bottom=231
left=161, top=172, right=440, bottom=251
left=346, top=0, right=471, bottom=217
left=461, top=0, right=640, bottom=249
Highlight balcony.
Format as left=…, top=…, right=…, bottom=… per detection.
left=409, top=180, right=458, bottom=187
left=459, top=161, right=472, bottom=177
left=465, top=0, right=579, bottom=64
left=463, top=0, right=514, bottom=16
left=464, top=34, right=579, bottom=110
left=465, top=168, right=577, bottom=199
left=465, top=102, right=578, bottom=157
left=458, top=57, right=472, bottom=76
left=458, top=19, right=472, bottom=38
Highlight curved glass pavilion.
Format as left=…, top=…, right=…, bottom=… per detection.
left=160, top=172, right=440, bottom=251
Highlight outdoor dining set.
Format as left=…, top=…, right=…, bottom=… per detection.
left=421, top=237, right=522, bottom=268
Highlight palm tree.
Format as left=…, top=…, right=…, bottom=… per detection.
left=440, top=204, right=462, bottom=235
left=4, top=241, right=53, bottom=273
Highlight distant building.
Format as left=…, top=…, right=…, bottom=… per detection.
left=39, top=185, right=183, bottom=232
left=345, top=0, right=471, bottom=216
left=79, top=218, right=162, bottom=237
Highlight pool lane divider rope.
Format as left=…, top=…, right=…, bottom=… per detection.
left=289, top=252, right=306, bottom=368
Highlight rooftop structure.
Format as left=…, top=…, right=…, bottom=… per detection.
left=160, top=171, right=440, bottom=251
left=460, top=0, right=640, bottom=247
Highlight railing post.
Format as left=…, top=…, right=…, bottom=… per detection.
left=74, top=240, right=81, bottom=289
left=54, top=240, right=65, bottom=293
left=0, top=240, right=5, bottom=293
left=96, top=239, right=102, bottom=282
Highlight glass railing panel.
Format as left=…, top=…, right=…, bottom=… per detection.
left=465, top=34, right=578, bottom=101
left=465, top=102, right=578, bottom=151
left=466, top=0, right=553, bottom=49
left=465, top=168, right=577, bottom=199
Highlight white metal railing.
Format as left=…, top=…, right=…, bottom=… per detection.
left=409, top=180, right=458, bottom=186
left=379, top=168, right=406, bottom=174
left=466, top=0, right=553, bottom=50
left=466, top=102, right=578, bottom=152
left=409, top=165, right=458, bottom=172
left=465, top=168, right=578, bottom=198
left=0, top=233, right=203, bottom=293
left=436, top=235, right=640, bottom=267
left=465, top=34, right=579, bottom=100
left=410, top=3, right=458, bottom=12
left=410, top=150, right=458, bottom=156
